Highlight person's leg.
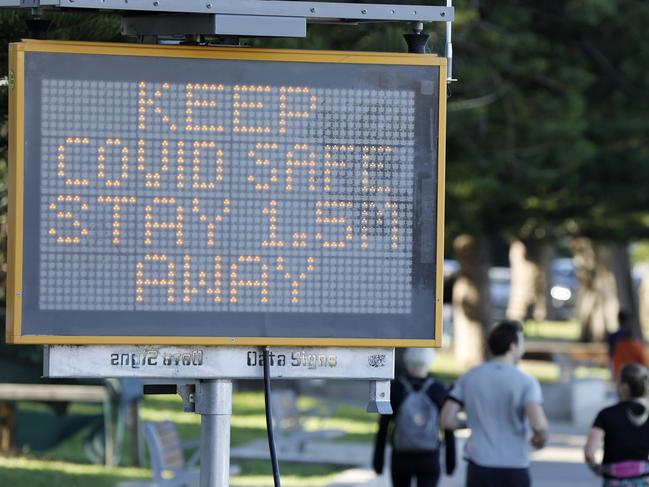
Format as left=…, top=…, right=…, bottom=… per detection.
left=390, top=456, right=412, bottom=487
left=390, top=467, right=412, bottom=487
left=416, top=468, right=440, bottom=487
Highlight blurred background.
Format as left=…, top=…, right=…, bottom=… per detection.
left=0, top=1, right=648, bottom=485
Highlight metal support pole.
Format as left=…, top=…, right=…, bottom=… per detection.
left=445, top=0, right=457, bottom=82
left=195, top=379, right=232, bottom=487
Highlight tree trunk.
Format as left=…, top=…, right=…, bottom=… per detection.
left=609, top=242, right=642, bottom=338
left=640, top=271, right=649, bottom=339
left=506, top=240, right=534, bottom=321
left=452, top=234, right=491, bottom=367
left=507, top=239, right=554, bottom=322
left=572, top=238, right=619, bottom=342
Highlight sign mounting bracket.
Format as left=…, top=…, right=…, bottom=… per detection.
left=0, top=1, right=455, bottom=80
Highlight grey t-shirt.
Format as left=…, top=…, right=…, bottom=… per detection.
left=449, top=361, right=543, bottom=468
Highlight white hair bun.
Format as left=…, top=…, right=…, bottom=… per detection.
left=403, top=348, right=436, bottom=378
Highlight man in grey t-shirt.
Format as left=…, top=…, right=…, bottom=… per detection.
left=441, top=320, right=548, bottom=487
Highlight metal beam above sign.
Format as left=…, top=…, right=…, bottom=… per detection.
left=0, top=0, right=453, bottom=23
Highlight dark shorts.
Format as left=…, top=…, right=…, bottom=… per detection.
left=466, top=461, right=531, bottom=487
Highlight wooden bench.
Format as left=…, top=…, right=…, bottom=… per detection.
left=270, top=389, right=344, bottom=452
left=230, top=390, right=349, bottom=465
left=523, top=341, right=609, bottom=380
left=0, top=383, right=115, bottom=464
left=144, top=421, right=200, bottom=487
left=122, top=421, right=239, bottom=487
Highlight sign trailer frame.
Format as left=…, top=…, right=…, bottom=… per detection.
left=2, top=7, right=453, bottom=481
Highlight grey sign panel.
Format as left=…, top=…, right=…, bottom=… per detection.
left=45, top=345, right=395, bottom=379
left=122, top=14, right=307, bottom=37
left=10, top=42, right=445, bottom=345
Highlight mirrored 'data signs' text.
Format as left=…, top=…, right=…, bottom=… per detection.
left=10, top=43, right=445, bottom=344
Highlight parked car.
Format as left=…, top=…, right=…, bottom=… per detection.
left=489, top=267, right=511, bottom=321
left=448, top=258, right=577, bottom=325
left=487, top=259, right=577, bottom=322
left=551, top=258, right=577, bottom=320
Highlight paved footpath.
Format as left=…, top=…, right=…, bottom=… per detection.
left=327, top=422, right=598, bottom=487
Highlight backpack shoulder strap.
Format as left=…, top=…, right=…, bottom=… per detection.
left=420, top=376, right=435, bottom=393
left=399, top=377, right=414, bottom=394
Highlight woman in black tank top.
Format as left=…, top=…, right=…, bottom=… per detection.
left=584, top=363, right=649, bottom=486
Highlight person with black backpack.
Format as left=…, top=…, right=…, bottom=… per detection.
left=372, top=348, right=455, bottom=487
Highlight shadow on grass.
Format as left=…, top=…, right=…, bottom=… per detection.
left=0, top=457, right=149, bottom=487
left=237, top=458, right=344, bottom=476
left=144, top=391, right=379, bottom=445
left=231, top=459, right=345, bottom=487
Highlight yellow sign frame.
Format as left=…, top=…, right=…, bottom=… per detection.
left=7, top=40, right=446, bottom=347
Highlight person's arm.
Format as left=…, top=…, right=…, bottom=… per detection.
left=372, top=414, right=390, bottom=474
left=443, top=427, right=456, bottom=475
left=373, top=380, right=400, bottom=474
left=584, top=427, right=604, bottom=476
left=441, top=399, right=463, bottom=431
left=524, top=402, right=549, bottom=449
left=430, top=383, right=456, bottom=475
left=441, top=377, right=465, bottom=431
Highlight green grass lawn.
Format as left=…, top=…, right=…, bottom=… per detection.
left=0, top=390, right=376, bottom=487
left=431, top=348, right=576, bottom=384
left=523, top=319, right=581, bottom=341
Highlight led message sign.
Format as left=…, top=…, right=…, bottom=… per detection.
left=7, top=40, right=446, bottom=346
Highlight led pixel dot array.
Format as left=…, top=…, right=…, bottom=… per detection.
left=39, top=78, right=416, bottom=314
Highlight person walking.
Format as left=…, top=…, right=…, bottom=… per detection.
left=440, top=320, right=549, bottom=487
left=372, top=348, right=454, bottom=487
left=584, top=363, right=649, bottom=486
left=609, top=311, right=649, bottom=379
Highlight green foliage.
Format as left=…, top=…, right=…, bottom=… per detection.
left=445, top=1, right=597, bottom=242
left=567, top=1, right=649, bottom=240
left=444, top=0, right=649, bottom=244
left=631, top=241, right=649, bottom=265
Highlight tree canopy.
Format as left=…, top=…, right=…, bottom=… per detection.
left=445, top=0, right=649, bottom=245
